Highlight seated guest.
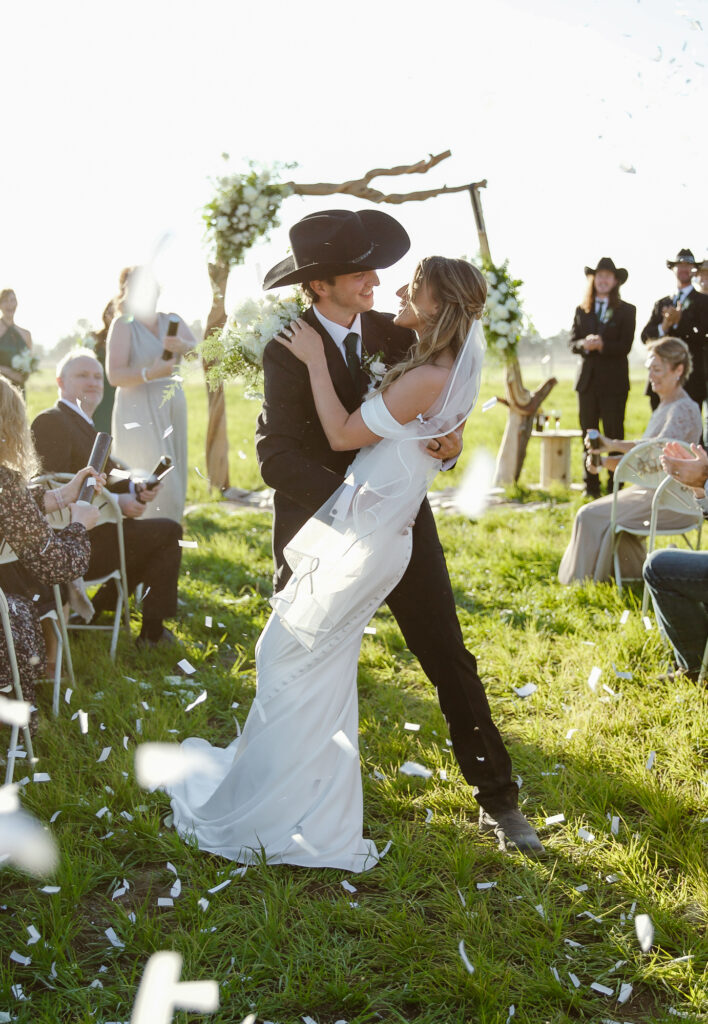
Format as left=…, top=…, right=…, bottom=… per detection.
left=31, top=349, right=183, bottom=648
left=643, top=442, right=708, bottom=682
left=0, top=378, right=104, bottom=733
left=559, top=338, right=702, bottom=584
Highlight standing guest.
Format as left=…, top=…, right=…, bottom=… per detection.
left=106, top=266, right=196, bottom=523
left=0, top=288, right=33, bottom=393
left=642, top=442, right=708, bottom=682
left=88, top=301, right=116, bottom=435
left=640, top=249, right=708, bottom=411
left=569, top=258, right=635, bottom=497
left=32, top=349, right=183, bottom=649
left=693, top=258, right=708, bottom=295
left=558, top=338, right=702, bottom=584
left=0, top=379, right=104, bottom=734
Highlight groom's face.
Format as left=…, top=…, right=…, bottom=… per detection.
left=314, top=270, right=380, bottom=315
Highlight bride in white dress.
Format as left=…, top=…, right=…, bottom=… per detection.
left=166, top=257, right=487, bottom=871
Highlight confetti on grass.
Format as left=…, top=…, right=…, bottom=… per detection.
left=513, top=682, right=537, bottom=698
left=587, top=666, right=602, bottom=692
left=177, top=658, right=196, bottom=675
left=458, top=939, right=475, bottom=973
left=131, top=950, right=219, bottom=1024
left=399, top=761, right=432, bottom=778
left=184, top=691, right=207, bottom=713
left=635, top=913, right=654, bottom=952
left=105, top=927, right=124, bottom=949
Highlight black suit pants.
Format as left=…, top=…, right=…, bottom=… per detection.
left=577, top=387, right=627, bottom=494
left=87, top=518, right=182, bottom=621
left=384, top=500, right=518, bottom=814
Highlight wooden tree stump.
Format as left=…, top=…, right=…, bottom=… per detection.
left=494, top=358, right=557, bottom=485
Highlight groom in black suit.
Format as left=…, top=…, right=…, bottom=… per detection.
left=255, top=209, right=544, bottom=857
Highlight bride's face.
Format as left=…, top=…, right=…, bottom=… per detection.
left=393, top=279, right=439, bottom=330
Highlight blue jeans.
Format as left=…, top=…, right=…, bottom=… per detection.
left=642, top=548, right=708, bottom=674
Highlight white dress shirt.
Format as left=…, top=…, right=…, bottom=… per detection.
left=312, top=306, right=362, bottom=363
left=60, top=396, right=94, bottom=425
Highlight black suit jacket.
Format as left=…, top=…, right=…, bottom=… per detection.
left=31, top=402, right=130, bottom=492
left=569, top=299, right=635, bottom=394
left=255, top=306, right=415, bottom=588
left=640, top=287, right=708, bottom=403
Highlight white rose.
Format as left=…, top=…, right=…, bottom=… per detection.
left=494, top=321, right=509, bottom=336
left=216, top=216, right=230, bottom=231
left=496, top=305, right=510, bottom=320
left=237, top=204, right=250, bottom=216
left=243, top=185, right=258, bottom=202
left=370, top=360, right=386, bottom=376
left=487, top=272, right=497, bottom=285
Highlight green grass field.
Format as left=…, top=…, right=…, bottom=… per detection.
left=2, top=362, right=706, bottom=1024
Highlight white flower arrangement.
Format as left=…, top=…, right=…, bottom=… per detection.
left=201, top=291, right=306, bottom=394
left=203, top=159, right=294, bottom=268
left=10, top=349, right=39, bottom=377
left=362, top=351, right=387, bottom=397
left=481, top=258, right=525, bottom=362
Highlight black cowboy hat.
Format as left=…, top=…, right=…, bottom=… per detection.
left=667, top=248, right=697, bottom=269
left=263, top=209, right=410, bottom=290
left=584, top=256, right=628, bottom=285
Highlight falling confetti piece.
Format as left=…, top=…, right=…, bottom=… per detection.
left=332, top=730, right=357, bottom=758
left=178, top=540, right=198, bottom=549
left=78, top=710, right=88, bottom=734
left=363, top=625, right=377, bottom=634
left=399, top=761, right=432, bottom=778
left=456, top=449, right=496, bottom=518
left=566, top=728, right=578, bottom=740
left=162, top=425, right=174, bottom=438
left=131, top=950, right=219, bottom=1023
left=635, top=913, right=654, bottom=951
left=97, top=747, right=112, bottom=763
left=482, top=397, right=498, bottom=412
left=123, top=422, right=140, bottom=430
left=587, top=666, right=602, bottom=692
left=0, top=696, right=30, bottom=727
left=619, top=163, right=636, bottom=174
left=458, top=939, right=475, bottom=973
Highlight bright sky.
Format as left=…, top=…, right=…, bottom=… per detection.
left=1, top=0, right=705, bottom=351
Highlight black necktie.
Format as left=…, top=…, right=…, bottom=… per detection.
left=343, top=332, right=360, bottom=381
left=595, top=300, right=606, bottom=319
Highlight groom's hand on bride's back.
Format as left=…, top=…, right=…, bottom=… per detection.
left=427, top=424, right=464, bottom=461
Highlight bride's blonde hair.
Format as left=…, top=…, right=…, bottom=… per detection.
left=380, top=256, right=487, bottom=391
left=0, top=378, right=40, bottom=482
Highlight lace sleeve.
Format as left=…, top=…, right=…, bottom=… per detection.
left=658, top=398, right=703, bottom=444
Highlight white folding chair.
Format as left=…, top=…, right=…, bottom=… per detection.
left=0, top=585, right=35, bottom=784
left=610, top=439, right=702, bottom=592
left=0, top=538, right=67, bottom=714
left=33, top=474, right=131, bottom=661
left=640, top=475, right=703, bottom=615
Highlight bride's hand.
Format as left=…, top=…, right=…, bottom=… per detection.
left=276, top=319, right=325, bottom=366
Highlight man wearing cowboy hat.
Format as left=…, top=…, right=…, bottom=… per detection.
left=255, top=208, right=544, bottom=858
left=641, top=248, right=708, bottom=414
left=569, top=257, right=636, bottom=497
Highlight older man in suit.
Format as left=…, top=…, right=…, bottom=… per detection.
left=31, top=348, right=182, bottom=647
left=256, top=209, right=545, bottom=858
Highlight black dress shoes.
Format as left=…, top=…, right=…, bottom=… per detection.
left=479, top=808, right=547, bottom=859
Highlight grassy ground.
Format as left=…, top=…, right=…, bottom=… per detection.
left=2, top=362, right=706, bottom=1023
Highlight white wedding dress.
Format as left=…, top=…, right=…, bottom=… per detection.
left=166, top=323, right=485, bottom=871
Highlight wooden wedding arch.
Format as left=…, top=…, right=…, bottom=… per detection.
left=202, top=151, right=556, bottom=492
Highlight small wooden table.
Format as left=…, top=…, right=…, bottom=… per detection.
left=531, top=429, right=583, bottom=487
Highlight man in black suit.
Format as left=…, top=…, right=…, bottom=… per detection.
left=569, top=257, right=636, bottom=497
left=31, top=349, right=182, bottom=647
left=256, top=209, right=544, bottom=857
left=641, top=248, right=708, bottom=415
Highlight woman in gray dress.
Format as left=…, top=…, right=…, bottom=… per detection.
left=106, top=267, right=196, bottom=523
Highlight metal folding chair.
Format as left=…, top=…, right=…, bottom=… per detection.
left=0, top=585, right=35, bottom=784
left=610, top=439, right=702, bottom=592
left=34, top=475, right=131, bottom=661
left=640, top=475, right=703, bottom=615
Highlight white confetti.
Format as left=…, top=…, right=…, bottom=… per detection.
left=10, top=950, right=31, bottom=965
left=332, top=730, right=357, bottom=758
left=587, top=666, right=602, bottom=692
left=363, top=625, right=377, bottom=635
left=611, top=815, right=620, bottom=835
left=49, top=810, right=61, bottom=824
left=135, top=743, right=221, bottom=788
left=458, top=939, right=475, bottom=973
left=185, top=691, right=207, bottom=713
left=64, top=688, right=72, bottom=704
left=619, top=610, right=630, bottom=625
left=198, top=898, right=209, bottom=911
left=26, top=924, right=41, bottom=944
left=207, top=879, right=231, bottom=894
left=591, top=982, right=614, bottom=996
left=162, top=425, right=174, bottom=438
left=379, top=839, right=393, bottom=858
left=455, top=449, right=496, bottom=518
left=95, top=806, right=109, bottom=818
left=170, top=878, right=182, bottom=899
left=78, top=709, right=88, bottom=734
left=545, top=813, right=565, bottom=825
left=568, top=972, right=581, bottom=988
left=178, top=540, right=198, bottom=549
left=205, top=616, right=212, bottom=628
left=341, top=880, right=357, bottom=894
left=574, top=884, right=589, bottom=892
left=157, top=897, right=173, bottom=907
left=642, top=616, right=653, bottom=631
left=535, top=904, right=545, bottom=919
left=505, top=1007, right=515, bottom=1024
left=424, top=808, right=433, bottom=823
left=513, top=682, right=537, bottom=698
left=550, top=966, right=560, bottom=981
left=0, top=696, right=30, bottom=727
left=476, top=881, right=497, bottom=890
left=645, top=751, right=656, bottom=771
left=565, top=728, right=578, bottom=740
left=97, top=747, right=112, bottom=763
left=32, top=772, right=51, bottom=783
left=635, top=913, right=654, bottom=952
left=577, top=827, right=595, bottom=842
left=482, top=397, right=498, bottom=412
left=438, top=768, right=447, bottom=780
left=457, top=887, right=466, bottom=907
left=40, top=885, right=60, bottom=894
left=564, top=938, right=583, bottom=948
left=399, top=761, right=432, bottom=778
left=618, top=982, right=633, bottom=1004
left=131, top=950, right=219, bottom=1022
left=177, top=658, right=196, bottom=675
left=104, top=927, right=124, bottom=948
left=123, top=422, right=140, bottom=430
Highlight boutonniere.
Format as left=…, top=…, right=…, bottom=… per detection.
left=598, top=306, right=613, bottom=324
left=362, top=350, right=387, bottom=394
left=680, top=297, right=691, bottom=312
